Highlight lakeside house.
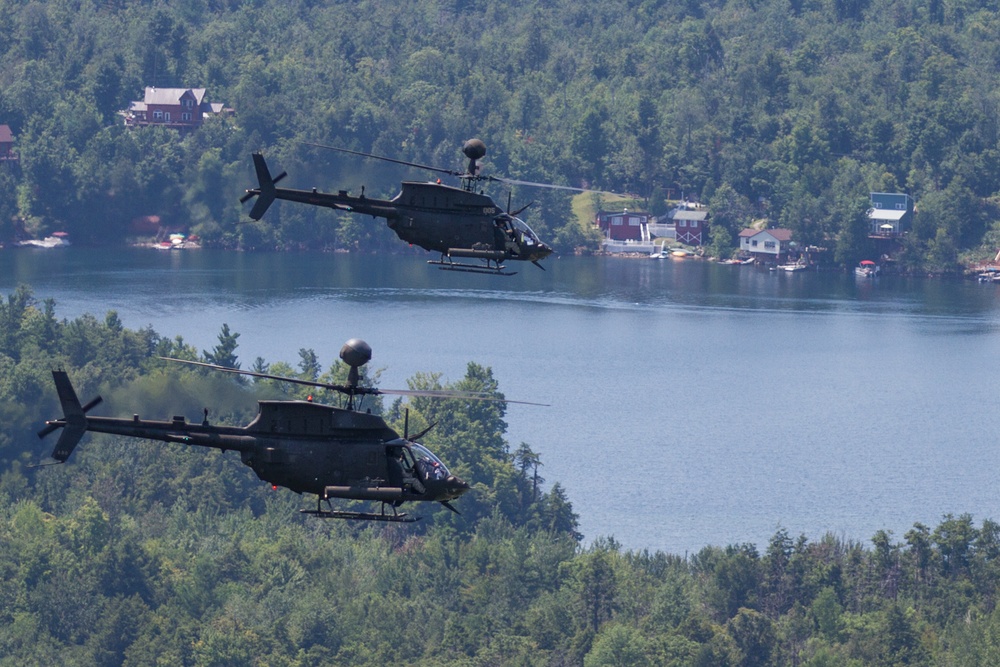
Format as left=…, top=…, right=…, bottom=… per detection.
left=0, top=125, right=16, bottom=161
left=867, top=192, right=912, bottom=237
left=670, top=205, right=708, bottom=246
left=123, top=87, right=232, bottom=131
left=596, top=209, right=656, bottom=253
left=596, top=209, right=651, bottom=242
left=739, top=227, right=795, bottom=264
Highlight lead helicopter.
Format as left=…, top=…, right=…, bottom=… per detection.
left=37, top=339, right=542, bottom=522
left=241, top=139, right=599, bottom=276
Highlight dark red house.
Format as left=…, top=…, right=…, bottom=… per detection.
left=595, top=209, right=651, bottom=241
left=123, top=87, right=231, bottom=131
left=0, top=125, right=16, bottom=161
left=671, top=208, right=707, bottom=246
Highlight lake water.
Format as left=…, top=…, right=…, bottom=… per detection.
left=5, top=246, right=1000, bottom=555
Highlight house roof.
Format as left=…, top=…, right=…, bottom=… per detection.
left=598, top=210, right=650, bottom=217
left=0, top=125, right=12, bottom=143
left=143, top=87, right=207, bottom=106
left=740, top=227, right=793, bottom=241
left=868, top=209, right=907, bottom=221
left=673, top=210, right=707, bottom=221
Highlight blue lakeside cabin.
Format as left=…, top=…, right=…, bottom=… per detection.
left=868, top=192, right=912, bottom=237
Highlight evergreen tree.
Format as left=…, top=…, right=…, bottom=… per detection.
left=202, top=323, right=239, bottom=369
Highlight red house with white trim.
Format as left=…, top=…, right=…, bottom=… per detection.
left=0, top=125, right=16, bottom=161
left=672, top=208, right=707, bottom=245
left=123, top=87, right=231, bottom=131
left=595, top=209, right=651, bottom=241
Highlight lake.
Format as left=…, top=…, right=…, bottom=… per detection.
left=5, top=246, right=1000, bottom=555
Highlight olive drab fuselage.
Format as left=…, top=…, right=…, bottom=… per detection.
left=40, top=370, right=470, bottom=513
left=269, top=180, right=550, bottom=262
left=244, top=151, right=553, bottom=271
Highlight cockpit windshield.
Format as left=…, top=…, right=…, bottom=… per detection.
left=510, top=216, right=541, bottom=245
left=409, top=443, right=451, bottom=480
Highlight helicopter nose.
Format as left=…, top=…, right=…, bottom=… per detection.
left=445, top=475, right=471, bottom=499
left=532, top=242, right=553, bottom=261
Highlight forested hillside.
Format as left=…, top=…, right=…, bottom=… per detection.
left=5, top=286, right=1000, bottom=663
left=4, top=0, right=1000, bottom=268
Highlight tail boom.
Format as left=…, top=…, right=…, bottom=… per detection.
left=242, top=152, right=398, bottom=221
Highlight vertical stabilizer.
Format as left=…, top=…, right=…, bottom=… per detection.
left=248, top=152, right=278, bottom=220
left=42, top=371, right=99, bottom=462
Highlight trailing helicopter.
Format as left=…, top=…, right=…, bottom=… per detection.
left=241, top=139, right=598, bottom=276
left=37, top=339, right=542, bottom=522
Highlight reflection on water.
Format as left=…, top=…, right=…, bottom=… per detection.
left=5, top=247, right=1000, bottom=554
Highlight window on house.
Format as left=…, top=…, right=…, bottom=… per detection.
left=752, top=240, right=758, bottom=247
left=182, top=112, right=192, bottom=121
left=679, top=220, right=686, bottom=227
left=164, top=112, right=171, bottom=121
left=764, top=241, right=776, bottom=249
left=153, top=110, right=163, bottom=121
left=612, top=217, right=623, bottom=225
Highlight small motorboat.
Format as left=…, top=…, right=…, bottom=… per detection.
left=855, top=260, right=879, bottom=277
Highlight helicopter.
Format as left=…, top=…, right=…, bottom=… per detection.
left=241, top=139, right=596, bottom=276
left=37, top=339, right=540, bottom=522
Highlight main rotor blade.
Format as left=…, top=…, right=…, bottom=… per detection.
left=304, top=140, right=628, bottom=196
left=159, top=357, right=359, bottom=393
left=158, top=357, right=548, bottom=405
left=302, top=142, right=466, bottom=178
left=489, top=174, right=629, bottom=197
left=378, top=388, right=548, bottom=406
left=409, top=422, right=436, bottom=442
left=511, top=201, right=534, bottom=218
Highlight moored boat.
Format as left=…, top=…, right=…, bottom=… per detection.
left=777, top=260, right=808, bottom=271
left=855, top=260, right=879, bottom=277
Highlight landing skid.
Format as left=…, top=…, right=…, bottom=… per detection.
left=300, top=509, right=420, bottom=522
left=428, top=257, right=517, bottom=276
left=302, top=497, right=420, bottom=523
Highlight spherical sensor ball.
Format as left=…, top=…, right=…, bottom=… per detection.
left=340, top=338, right=372, bottom=368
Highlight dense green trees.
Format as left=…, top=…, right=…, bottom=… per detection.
left=4, top=0, right=1000, bottom=265
left=6, top=287, right=1000, bottom=663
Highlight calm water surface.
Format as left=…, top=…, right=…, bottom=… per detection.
left=5, top=247, right=1000, bottom=555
